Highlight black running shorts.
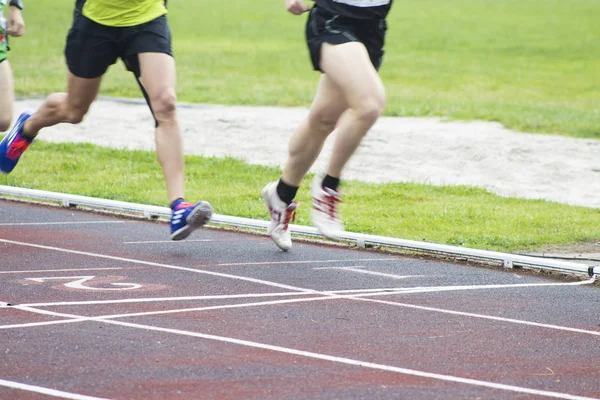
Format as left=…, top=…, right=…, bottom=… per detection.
left=305, top=5, right=387, bottom=72
left=65, top=11, right=173, bottom=79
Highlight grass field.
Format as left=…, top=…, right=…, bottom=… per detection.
left=1, top=0, right=599, bottom=253
left=1, top=142, right=599, bottom=252
left=9, top=0, right=600, bottom=137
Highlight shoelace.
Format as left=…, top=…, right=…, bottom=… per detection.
left=316, top=189, right=342, bottom=220
left=281, top=202, right=297, bottom=231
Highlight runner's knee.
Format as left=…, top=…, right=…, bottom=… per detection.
left=151, top=90, right=177, bottom=122
left=0, top=116, right=11, bottom=132
left=353, top=93, right=385, bottom=126
left=64, top=108, right=88, bottom=124
left=308, top=107, right=340, bottom=136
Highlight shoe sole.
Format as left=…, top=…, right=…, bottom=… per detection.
left=311, top=210, right=344, bottom=241
left=170, top=202, right=213, bottom=241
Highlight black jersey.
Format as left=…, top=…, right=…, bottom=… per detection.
left=314, top=0, right=392, bottom=19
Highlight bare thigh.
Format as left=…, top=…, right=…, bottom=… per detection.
left=319, top=41, right=385, bottom=111
left=65, top=71, right=102, bottom=119
left=307, top=73, right=349, bottom=130
left=137, top=52, right=177, bottom=119
left=0, top=61, right=14, bottom=130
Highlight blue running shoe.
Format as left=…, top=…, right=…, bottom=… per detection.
left=170, top=200, right=213, bottom=240
left=0, top=112, right=33, bottom=174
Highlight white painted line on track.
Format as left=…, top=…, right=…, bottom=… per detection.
left=19, top=288, right=402, bottom=307
left=11, top=306, right=600, bottom=400
left=4, top=279, right=599, bottom=336
left=0, top=378, right=108, bottom=400
left=363, top=279, right=596, bottom=295
left=0, top=239, right=383, bottom=293
left=0, top=267, right=126, bottom=274
left=0, top=221, right=128, bottom=226
left=215, top=258, right=395, bottom=267
left=123, top=239, right=214, bottom=244
left=1, top=238, right=597, bottom=337
left=314, top=266, right=425, bottom=280
left=357, top=294, right=600, bottom=336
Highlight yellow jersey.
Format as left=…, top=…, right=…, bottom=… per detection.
left=82, top=0, right=167, bottom=27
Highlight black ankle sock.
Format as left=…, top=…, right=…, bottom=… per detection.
left=21, top=132, right=35, bottom=142
left=276, top=179, right=299, bottom=205
left=322, top=175, right=340, bottom=191
left=20, top=121, right=36, bottom=141
left=170, top=197, right=185, bottom=210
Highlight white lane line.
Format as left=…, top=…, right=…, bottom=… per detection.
left=215, top=258, right=395, bottom=267
left=365, top=279, right=596, bottom=294
left=0, top=238, right=311, bottom=292
left=0, top=267, right=126, bottom=274
left=123, top=239, right=214, bottom=244
left=0, top=221, right=128, bottom=226
left=6, top=280, right=599, bottom=337
left=357, top=294, right=600, bottom=336
left=0, top=378, right=108, bottom=400
left=1, top=290, right=401, bottom=329
left=19, top=288, right=401, bottom=307
left=0, top=239, right=393, bottom=294
left=314, top=266, right=425, bottom=280
left=12, top=306, right=600, bottom=400
left=1, top=239, right=597, bottom=337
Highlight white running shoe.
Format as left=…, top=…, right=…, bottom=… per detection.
left=311, top=175, right=344, bottom=240
left=262, top=181, right=298, bottom=251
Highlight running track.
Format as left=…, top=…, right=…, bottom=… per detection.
left=1, top=200, right=598, bottom=400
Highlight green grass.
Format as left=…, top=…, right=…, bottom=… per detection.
left=1, top=141, right=598, bottom=252
left=8, top=0, right=600, bottom=137
left=3, top=1, right=599, bottom=253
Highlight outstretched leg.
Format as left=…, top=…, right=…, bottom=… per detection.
left=0, top=71, right=101, bottom=174
left=0, top=60, right=15, bottom=132
left=23, top=72, right=102, bottom=137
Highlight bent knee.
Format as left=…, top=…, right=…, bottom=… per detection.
left=355, top=94, right=385, bottom=125
left=150, top=91, right=177, bottom=121
left=307, top=108, right=341, bottom=136
left=0, top=118, right=11, bottom=132
left=64, top=109, right=86, bottom=124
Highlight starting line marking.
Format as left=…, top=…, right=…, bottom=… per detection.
left=2, top=279, right=598, bottom=337
left=12, top=305, right=600, bottom=400
left=0, top=238, right=597, bottom=337
left=0, top=378, right=108, bottom=400
left=17, top=288, right=402, bottom=307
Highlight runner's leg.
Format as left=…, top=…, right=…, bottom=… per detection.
left=281, top=74, right=348, bottom=186
left=0, top=60, right=14, bottom=131
left=319, top=41, right=385, bottom=179
left=136, top=52, right=183, bottom=203
left=22, top=72, right=102, bottom=137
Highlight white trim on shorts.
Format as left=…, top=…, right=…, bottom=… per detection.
left=334, top=0, right=390, bottom=7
